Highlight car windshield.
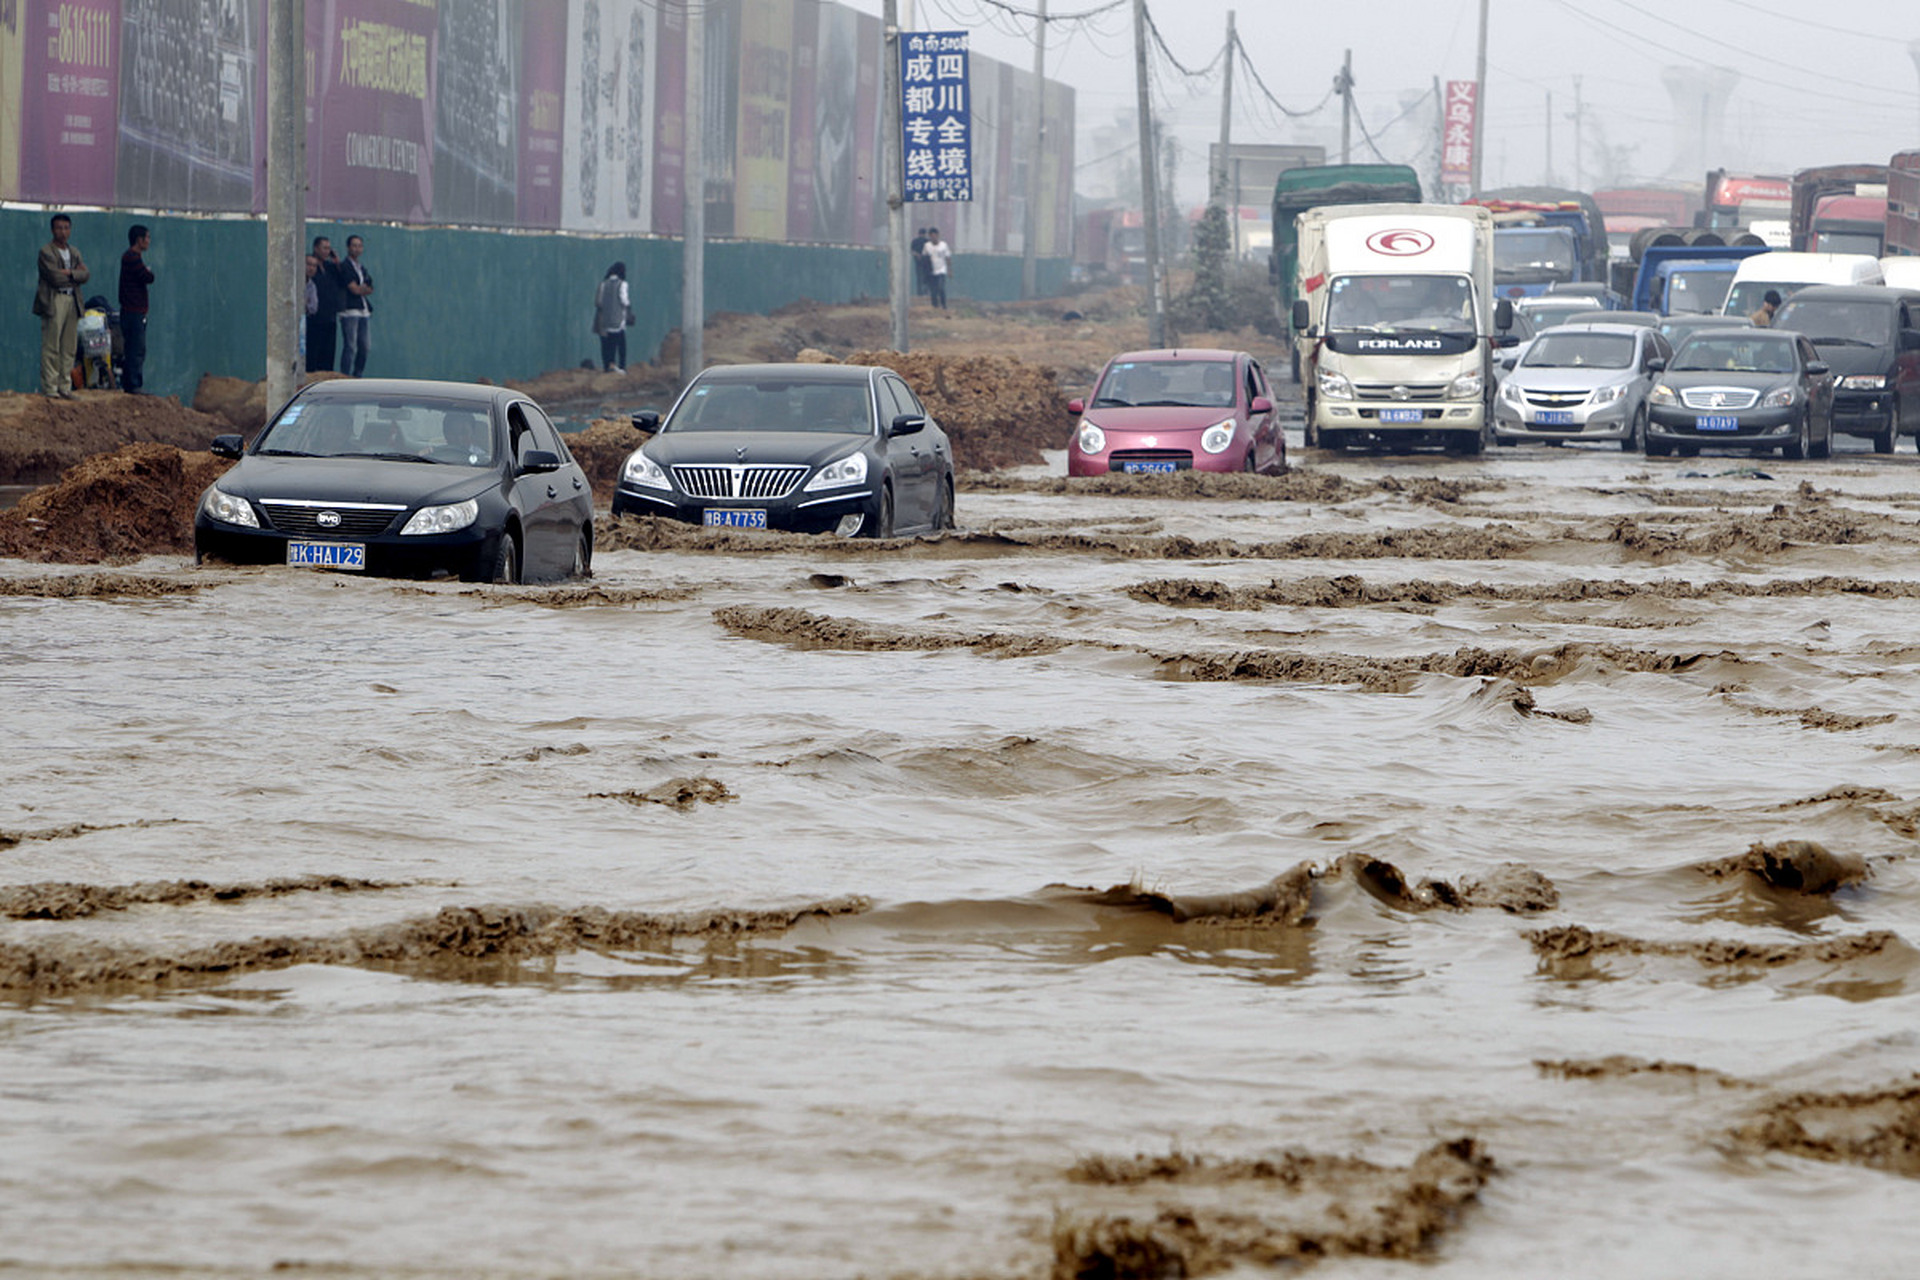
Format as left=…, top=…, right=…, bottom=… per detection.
left=1671, top=336, right=1797, bottom=374
left=1328, top=274, right=1476, bottom=333
left=256, top=396, right=496, bottom=464
left=667, top=378, right=875, bottom=433
left=1771, top=300, right=1887, bottom=347
left=1522, top=333, right=1636, bottom=369
left=1666, top=269, right=1734, bottom=315
left=1092, top=359, right=1237, bottom=408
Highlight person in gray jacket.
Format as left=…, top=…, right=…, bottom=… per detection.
left=594, top=262, right=631, bottom=373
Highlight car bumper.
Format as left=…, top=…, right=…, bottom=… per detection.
left=1830, top=392, right=1894, bottom=436
left=611, top=483, right=881, bottom=534
left=1647, top=404, right=1797, bottom=443
left=1492, top=400, right=1634, bottom=442
left=1313, top=402, right=1486, bottom=432
left=1067, top=447, right=1246, bottom=476
left=193, top=516, right=500, bottom=578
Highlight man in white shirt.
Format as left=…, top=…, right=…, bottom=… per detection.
left=923, top=228, right=953, bottom=310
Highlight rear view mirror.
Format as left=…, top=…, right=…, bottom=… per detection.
left=210, top=434, right=244, bottom=459
left=1806, top=362, right=1830, bottom=377
left=631, top=410, right=661, bottom=434
left=889, top=413, right=927, bottom=437
left=1250, top=396, right=1273, bottom=414
left=520, top=449, right=562, bottom=474
left=1067, top=398, right=1085, bottom=415
left=1291, top=299, right=1310, bottom=332
left=1646, top=357, right=1666, bottom=372
left=1494, top=299, right=1515, bottom=331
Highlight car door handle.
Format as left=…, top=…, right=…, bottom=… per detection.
left=572, top=476, right=584, bottom=490
left=546, top=485, right=558, bottom=499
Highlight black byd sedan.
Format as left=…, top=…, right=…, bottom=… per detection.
left=1645, top=328, right=1834, bottom=459
left=194, top=379, right=593, bottom=583
left=611, top=363, right=955, bottom=537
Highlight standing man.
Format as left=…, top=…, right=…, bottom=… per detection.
left=910, top=227, right=930, bottom=296
left=118, top=224, right=155, bottom=393
left=1750, top=289, right=1782, bottom=327
left=308, top=235, right=343, bottom=373
left=923, top=228, right=952, bottom=311
left=336, top=234, right=373, bottom=377
left=33, top=214, right=88, bottom=399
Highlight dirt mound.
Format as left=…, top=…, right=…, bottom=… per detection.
left=1731, top=1080, right=1920, bottom=1177
left=591, top=777, right=735, bottom=810
left=0, top=389, right=229, bottom=485
left=1083, top=865, right=1318, bottom=927
left=1050, top=1137, right=1495, bottom=1276
left=1526, top=925, right=1909, bottom=977
left=1077, top=858, right=1556, bottom=926
left=567, top=416, right=649, bottom=501
left=0, top=875, right=403, bottom=921
left=0, top=442, right=230, bottom=562
left=712, top=604, right=1066, bottom=657
left=845, top=349, right=1072, bottom=470
left=190, top=370, right=352, bottom=434
left=1535, top=1057, right=1749, bottom=1087
left=1696, top=841, right=1869, bottom=894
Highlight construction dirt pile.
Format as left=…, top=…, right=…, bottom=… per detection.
left=0, top=390, right=229, bottom=485
left=0, top=442, right=230, bottom=562
left=842, top=349, right=1071, bottom=470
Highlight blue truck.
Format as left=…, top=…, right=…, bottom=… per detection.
left=1472, top=187, right=1611, bottom=304
left=1630, top=243, right=1772, bottom=315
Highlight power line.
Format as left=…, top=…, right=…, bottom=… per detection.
left=1231, top=30, right=1333, bottom=119
left=1141, top=4, right=1225, bottom=82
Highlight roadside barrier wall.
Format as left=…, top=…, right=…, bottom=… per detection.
left=1, top=210, right=1070, bottom=402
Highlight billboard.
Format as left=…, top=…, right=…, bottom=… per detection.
left=900, top=29, right=969, bottom=204
left=18, top=0, right=120, bottom=204
left=115, top=0, right=260, bottom=211
left=562, top=0, right=652, bottom=231
left=307, top=0, right=437, bottom=221
left=1441, top=80, right=1476, bottom=190
left=734, top=0, right=788, bottom=240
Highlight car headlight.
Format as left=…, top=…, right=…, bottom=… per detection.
left=1761, top=386, right=1796, bottom=408
left=1841, top=374, right=1888, bottom=391
left=1076, top=420, right=1106, bottom=454
left=1317, top=368, right=1354, bottom=400
left=202, top=486, right=258, bottom=528
left=1199, top=419, right=1236, bottom=454
left=1448, top=372, right=1483, bottom=399
left=400, top=498, right=479, bottom=536
left=621, top=450, right=671, bottom=490
left=1499, top=379, right=1525, bottom=405
left=1590, top=383, right=1629, bottom=406
left=803, top=451, right=869, bottom=491
left=1649, top=383, right=1676, bottom=406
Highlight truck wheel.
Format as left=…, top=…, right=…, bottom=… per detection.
left=1446, top=427, right=1485, bottom=457
left=1873, top=425, right=1895, bottom=454
left=1290, top=347, right=1301, bottom=384
left=1320, top=428, right=1345, bottom=451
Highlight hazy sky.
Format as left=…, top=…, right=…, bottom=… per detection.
left=849, top=0, right=1920, bottom=205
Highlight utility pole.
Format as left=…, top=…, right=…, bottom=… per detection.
left=1433, top=75, right=1444, bottom=198
left=1132, top=0, right=1164, bottom=346
left=265, top=0, right=304, bottom=408
left=1021, top=0, right=1047, bottom=300
left=885, top=0, right=909, bottom=351
left=1472, top=0, right=1488, bottom=194
left=680, top=0, right=705, bottom=384
left=1570, top=76, right=1584, bottom=190
left=1543, top=90, right=1552, bottom=185
left=1215, top=11, right=1235, bottom=255
left=1337, top=50, right=1353, bottom=165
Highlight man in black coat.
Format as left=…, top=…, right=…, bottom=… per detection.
left=308, top=235, right=343, bottom=373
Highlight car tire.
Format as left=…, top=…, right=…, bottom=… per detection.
left=1646, top=438, right=1672, bottom=457
left=490, top=532, right=520, bottom=585
left=571, top=527, right=593, bottom=579
left=1622, top=408, right=1645, bottom=452
left=1874, top=425, right=1895, bottom=454
left=933, top=477, right=955, bottom=531
left=1446, top=427, right=1484, bottom=456
left=1677, top=444, right=1699, bottom=458
left=1782, top=414, right=1807, bottom=460
left=865, top=486, right=895, bottom=539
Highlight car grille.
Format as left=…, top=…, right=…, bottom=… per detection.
left=672, top=464, right=810, bottom=500
left=1521, top=389, right=1591, bottom=408
left=1355, top=382, right=1447, bottom=400
left=1679, top=386, right=1759, bottom=411
left=258, top=500, right=405, bottom=537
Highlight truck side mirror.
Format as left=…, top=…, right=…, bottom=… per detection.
left=1902, top=330, right=1920, bottom=351
left=1268, top=253, right=1279, bottom=285
left=1494, top=299, right=1514, bottom=331
left=1291, top=299, right=1310, bottom=332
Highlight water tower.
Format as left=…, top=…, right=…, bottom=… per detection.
left=1662, top=66, right=1740, bottom=177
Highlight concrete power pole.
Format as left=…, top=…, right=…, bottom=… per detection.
left=1543, top=90, right=1553, bottom=184
left=680, top=0, right=705, bottom=384
left=1215, top=11, right=1235, bottom=255
left=1132, top=0, right=1165, bottom=346
left=884, top=0, right=909, bottom=351
left=1338, top=50, right=1353, bottom=165
left=265, top=0, right=304, bottom=409
left=1570, top=76, right=1584, bottom=190
left=1472, top=0, right=1488, bottom=194
left=1021, top=0, right=1047, bottom=299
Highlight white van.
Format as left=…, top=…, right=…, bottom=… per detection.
left=1879, top=257, right=1920, bottom=291
left=1721, top=251, right=1883, bottom=320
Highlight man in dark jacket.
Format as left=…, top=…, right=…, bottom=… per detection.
left=118, top=225, right=155, bottom=392
left=308, top=235, right=343, bottom=373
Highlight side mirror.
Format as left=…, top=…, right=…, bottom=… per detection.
left=1492, top=334, right=1518, bottom=349
left=1806, top=362, right=1830, bottom=377
left=1250, top=396, right=1273, bottom=414
left=1268, top=253, right=1279, bottom=285
left=519, top=449, right=562, bottom=474
left=1291, top=298, right=1310, bottom=332
left=1067, top=398, right=1085, bottom=415
left=210, top=434, right=244, bottom=459
left=889, top=413, right=927, bottom=437
left=631, top=409, right=661, bottom=434
left=1494, top=299, right=1515, bottom=331
left=1646, top=357, right=1666, bottom=372
left=1901, top=330, right=1920, bottom=351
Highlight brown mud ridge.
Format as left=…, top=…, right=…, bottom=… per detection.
left=399, top=580, right=704, bottom=608
left=0, top=442, right=230, bottom=562
left=712, top=604, right=1067, bottom=658
left=591, top=777, right=735, bottom=810
left=1049, top=1137, right=1495, bottom=1277
left=1536, top=1056, right=1751, bottom=1087
left=959, top=470, right=1498, bottom=505
left=1080, top=855, right=1558, bottom=926
left=1725, top=697, right=1897, bottom=733
left=0, top=819, right=176, bottom=851
left=0, top=875, right=403, bottom=921
left=1127, top=573, right=1920, bottom=613
left=0, top=389, right=229, bottom=485
left=1731, top=1080, right=1920, bottom=1178
left=0, top=571, right=206, bottom=599
left=1605, top=505, right=1912, bottom=558
left=1526, top=924, right=1914, bottom=979
left=0, top=897, right=871, bottom=995
left=1696, top=841, right=1870, bottom=895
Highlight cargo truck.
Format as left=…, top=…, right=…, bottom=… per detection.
left=1293, top=203, right=1511, bottom=455
left=1270, top=164, right=1421, bottom=381
left=1789, top=164, right=1888, bottom=254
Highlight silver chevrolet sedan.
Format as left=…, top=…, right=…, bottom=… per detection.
left=1493, top=323, right=1672, bottom=451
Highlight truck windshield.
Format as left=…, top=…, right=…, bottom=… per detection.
left=1493, top=229, right=1577, bottom=285
left=1327, top=274, right=1475, bottom=333
left=1812, top=231, right=1883, bottom=255
left=1666, top=270, right=1735, bottom=315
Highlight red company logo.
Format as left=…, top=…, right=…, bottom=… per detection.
left=1366, top=229, right=1435, bottom=256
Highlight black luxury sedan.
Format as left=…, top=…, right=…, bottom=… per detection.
left=1645, top=328, right=1835, bottom=459
left=193, top=379, right=593, bottom=583
left=611, top=363, right=955, bottom=537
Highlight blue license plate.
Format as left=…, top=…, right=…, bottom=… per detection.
left=1122, top=460, right=1177, bottom=474
left=287, top=541, right=365, bottom=570
left=1695, top=415, right=1741, bottom=432
left=1378, top=408, right=1423, bottom=423
left=703, top=508, right=768, bottom=529
left=1533, top=410, right=1575, bottom=426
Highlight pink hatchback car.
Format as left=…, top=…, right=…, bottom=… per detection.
left=1067, top=348, right=1285, bottom=476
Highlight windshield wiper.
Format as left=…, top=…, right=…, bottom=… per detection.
left=1091, top=397, right=1133, bottom=407
left=361, top=452, right=438, bottom=463
left=257, top=448, right=316, bottom=457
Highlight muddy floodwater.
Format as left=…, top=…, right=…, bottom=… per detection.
left=7, top=430, right=1920, bottom=1277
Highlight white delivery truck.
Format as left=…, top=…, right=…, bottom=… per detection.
left=1293, top=203, right=1511, bottom=454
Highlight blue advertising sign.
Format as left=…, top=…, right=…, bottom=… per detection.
left=900, top=30, right=971, bottom=203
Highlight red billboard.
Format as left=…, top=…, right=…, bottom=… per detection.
left=1441, top=79, right=1475, bottom=190
left=307, top=0, right=436, bottom=221
left=18, top=0, right=120, bottom=203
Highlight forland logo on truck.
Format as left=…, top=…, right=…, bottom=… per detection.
left=1365, top=229, right=1435, bottom=256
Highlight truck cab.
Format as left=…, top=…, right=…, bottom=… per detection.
left=1631, top=244, right=1771, bottom=315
